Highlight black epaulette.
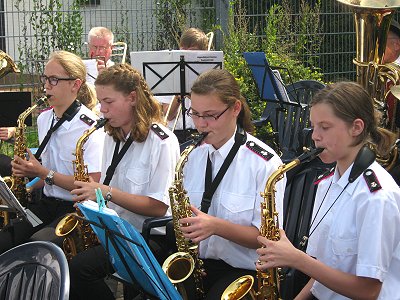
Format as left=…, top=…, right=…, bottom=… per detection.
left=363, top=169, right=382, bottom=193
left=314, top=167, right=335, bottom=185
left=246, top=141, right=273, bottom=161
left=79, top=114, right=95, bottom=126
left=150, top=124, right=169, bottom=140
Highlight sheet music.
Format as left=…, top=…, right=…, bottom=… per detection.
left=130, top=50, right=223, bottom=95
left=83, top=59, right=98, bottom=85
left=0, top=176, right=42, bottom=227
left=272, top=70, right=294, bottom=104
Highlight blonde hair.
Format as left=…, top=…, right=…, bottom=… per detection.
left=49, top=50, right=97, bottom=110
left=95, top=64, right=163, bottom=142
left=179, top=28, right=208, bottom=50
left=191, top=69, right=254, bottom=133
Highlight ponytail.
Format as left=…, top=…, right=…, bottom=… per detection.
left=78, top=83, right=97, bottom=111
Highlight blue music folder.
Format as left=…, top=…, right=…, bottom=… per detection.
left=78, top=202, right=182, bottom=300
left=243, top=52, right=293, bottom=104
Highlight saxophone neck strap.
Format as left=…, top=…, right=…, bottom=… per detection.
left=201, top=127, right=247, bottom=213
left=34, top=100, right=81, bottom=160
left=103, top=137, right=133, bottom=185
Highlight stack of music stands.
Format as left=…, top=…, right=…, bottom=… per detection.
left=79, top=202, right=182, bottom=300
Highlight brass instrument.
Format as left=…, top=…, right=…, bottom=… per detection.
left=0, top=50, right=20, bottom=79
left=222, top=148, right=324, bottom=300
left=336, top=0, right=400, bottom=169
left=2, top=95, right=49, bottom=227
left=55, top=118, right=107, bottom=261
left=162, top=132, right=208, bottom=300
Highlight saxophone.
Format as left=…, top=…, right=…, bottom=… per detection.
left=162, top=132, right=208, bottom=300
left=54, top=118, right=107, bottom=261
left=221, top=147, right=324, bottom=300
left=2, top=95, right=48, bottom=227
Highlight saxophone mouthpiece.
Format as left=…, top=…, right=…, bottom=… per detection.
left=298, top=147, right=324, bottom=163
left=95, top=118, right=108, bottom=129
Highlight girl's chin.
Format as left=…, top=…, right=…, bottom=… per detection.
left=319, top=152, right=335, bottom=164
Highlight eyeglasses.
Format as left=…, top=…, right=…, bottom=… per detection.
left=187, top=106, right=231, bottom=121
left=40, top=75, right=76, bottom=86
left=88, top=44, right=111, bottom=52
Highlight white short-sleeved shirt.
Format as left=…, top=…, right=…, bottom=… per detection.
left=307, top=161, right=400, bottom=300
left=157, top=96, right=195, bottom=130
left=183, top=132, right=285, bottom=270
left=37, top=104, right=105, bottom=201
left=103, top=123, right=180, bottom=234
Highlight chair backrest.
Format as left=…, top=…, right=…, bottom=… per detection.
left=280, top=158, right=335, bottom=299
left=278, top=80, right=325, bottom=162
left=0, top=241, right=69, bottom=300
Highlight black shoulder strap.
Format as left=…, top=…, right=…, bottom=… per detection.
left=103, top=137, right=133, bottom=185
left=35, top=100, right=81, bottom=160
left=201, top=127, right=247, bottom=213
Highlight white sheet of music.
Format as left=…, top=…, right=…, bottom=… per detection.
left=83, top=59, right=98, bottom=85
left=130, top=50, right=224, bottom=95
left=0, top=176, right=42, bottom=227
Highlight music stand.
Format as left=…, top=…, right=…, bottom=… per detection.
left=0, top=176, right=42, bottom=227
left=131, top=50, right=223, bottom=141
left=79, top=202, right=182, bottom=300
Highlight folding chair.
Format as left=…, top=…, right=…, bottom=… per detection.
left=0, top=241, right=69, bottom=300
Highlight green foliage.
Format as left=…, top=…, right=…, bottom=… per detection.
left=155, top=0, right=192, bottom=50
left=14, top=0, right=84, bottom=75
left=222, top=0, right=324, bottom=147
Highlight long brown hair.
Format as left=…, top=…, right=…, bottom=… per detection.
left=311, top=81, right=396, bottom=157
left=49, top=51, right=97, bottom=111
left=95, top=63, right=163, bottom=142
left=190, top=69, right=254, bottom=133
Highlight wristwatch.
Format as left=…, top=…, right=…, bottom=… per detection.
left=105, top=186, right=113, bottom=202
left=45, top=170, right=55, bottom=186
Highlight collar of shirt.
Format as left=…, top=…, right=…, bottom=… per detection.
left=207, top=127, right=237, bottom=160
left=332, top=162, right=360, bottom=196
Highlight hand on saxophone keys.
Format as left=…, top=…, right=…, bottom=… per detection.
left=255, top=229, right=304, bottom=271
left=71, top=177, right=103, bottom=202
left=11, top=148, right=43, bottom=178
left=178, top=205, right=217, bottom=244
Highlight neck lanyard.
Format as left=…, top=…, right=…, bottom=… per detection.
left=299, top=179, right=350, bottom=250
left=35, top=100, right=81, bottom=160
left=200, top=128, right=246, bottom=213
left=103, top=137, right=133, bottom=185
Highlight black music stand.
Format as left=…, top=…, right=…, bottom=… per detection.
left=131, top=50, right=223, bottom=141
left=0, top=176, right=42, bottom=227
left=0, top=91, right=32, bottom=127
left=79, top=202, right=182, bottom=300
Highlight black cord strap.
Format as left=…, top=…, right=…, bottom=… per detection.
left=103, top=137, right=133, bottom=185
left=35, top=100, right=81, bottom=159
left=201, top=127, right=246, bottom=213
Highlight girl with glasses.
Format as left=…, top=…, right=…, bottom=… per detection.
left=256, top=81, right=400, bottom=300
left=178, top=68, right=285, bottom=299
left=0, top=50, right=105, bottom=254
left=68, top=64, right=180, bottom=300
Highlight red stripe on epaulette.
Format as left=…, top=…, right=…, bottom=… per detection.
left=314, top=168, right=334, bottom=185
left=363, top=169, right=382, bottom=193
left=40, top=106, right=53, bottom=113
left=246, top=141, right=273, bottom=161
